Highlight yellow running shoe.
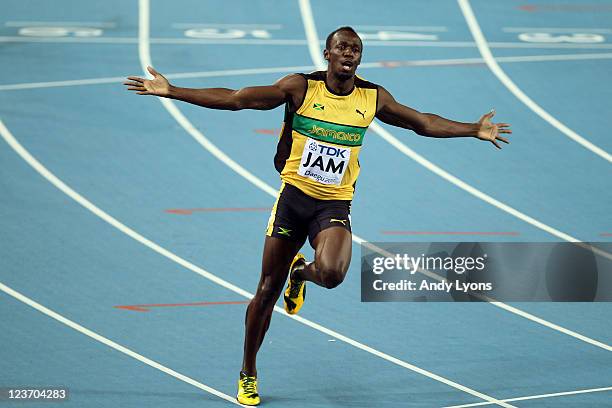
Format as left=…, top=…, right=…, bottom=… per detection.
left=237, top=371, right=260, bottom=406
left=284, top=253, right=306, bottom=315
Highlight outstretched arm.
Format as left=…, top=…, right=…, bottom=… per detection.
left=375, top=86, right=511, bottom=149
left=124, top=66, right=305, bottom=111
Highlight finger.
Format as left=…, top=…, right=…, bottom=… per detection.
left=491, top=139, right=501, bottom=149
left=127, top=76, right=145, bottom=83
left=127, top=87, right=144, bottom=91
left=496, top=136, right=510, bottom=144
left=496, top=122, right=511, bottom=128
left=136, top=91, right=150, bottom=95
left=479, top=108, right=495, bottom=123
left=499, top=129, right=512, bottom=134
left=123, top=82, right=143, bottom=87
left=147, top=66, right=159, bottom=77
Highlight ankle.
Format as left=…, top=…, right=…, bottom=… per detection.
left=241, top=369, right=257, bottom=377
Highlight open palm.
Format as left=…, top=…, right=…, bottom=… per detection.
left=124, top=66, right=170, bottom=96
left=477, top=110, right=512, bottom=149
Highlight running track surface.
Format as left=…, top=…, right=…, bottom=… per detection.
left=0, top=1, right=611, bottom=407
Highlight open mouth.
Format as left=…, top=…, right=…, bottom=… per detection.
left=341, top=60, right=354, bottom=70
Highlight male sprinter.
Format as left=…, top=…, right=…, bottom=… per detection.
left=125, top=26, right=511, bottom=405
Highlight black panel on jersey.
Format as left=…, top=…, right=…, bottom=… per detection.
left=274, top=104, right=294, bottom=173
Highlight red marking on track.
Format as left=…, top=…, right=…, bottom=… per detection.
left=254, top=128, right=280, bottom=135
left=518, top=4, right=538, bottom=12
left=114, top=300, right=249, bottom=312
left=381, top=61, right=401, bottom=68
left=600, top=233, right=612, bottom=237
left=381, top=231, right=520, bottom=236
left=165, top=207, right=271, bottom=215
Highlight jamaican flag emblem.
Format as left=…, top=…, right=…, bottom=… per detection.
left=313, top=103, right=325, bottom=111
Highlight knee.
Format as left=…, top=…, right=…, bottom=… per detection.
left=254, top=279, right=282, bottom=308
left=320, top=265, right=347, bottom=289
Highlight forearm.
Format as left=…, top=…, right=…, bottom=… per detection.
left=375, top=91, right=480, bottom=138
left=419, top=114, right=479, bottom=138
left=167, top=86, right=242, bottom=110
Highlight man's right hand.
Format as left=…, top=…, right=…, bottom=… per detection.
left=124, top=66, right=170, bottom=96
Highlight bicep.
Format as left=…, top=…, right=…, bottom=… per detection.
left=233, top=74, right=305, bottom=111
left=232, top=85, right=287, bottom=110
left=375, top=86, right=429, bottom=133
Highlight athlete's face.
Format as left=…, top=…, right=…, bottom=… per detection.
left=324, top=30, right=362, bottom=80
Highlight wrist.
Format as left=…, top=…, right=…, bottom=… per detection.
left=166, top=84, right=178, bottom=98
left=471, top=122, right=480, bottom=137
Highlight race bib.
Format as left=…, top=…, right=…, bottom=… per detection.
left=298, top=138, right=350, bottom=185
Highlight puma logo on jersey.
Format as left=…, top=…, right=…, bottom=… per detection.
left=330, top=218, right=347, bottom=225
left=355, top=109, right=366, bottom=119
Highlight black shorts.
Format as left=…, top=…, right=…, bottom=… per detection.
left=266, top=182, right=352, bottom=244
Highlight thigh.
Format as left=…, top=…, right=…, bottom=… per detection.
left=311, top=226, right=352, bottom=273
left=266, top=183, right=310, bottom=243
left=257, top=235, right=305, bottom=294
left=308, top=199, right=352, bottom=246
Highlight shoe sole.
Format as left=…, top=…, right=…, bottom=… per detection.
left=284, top=253, right=306, bottom=314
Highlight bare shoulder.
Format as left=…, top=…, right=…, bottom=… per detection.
left=274, top=73, right=307, bottom=110
left=376, top=84, right=396, bottom=113
left=274, top=73, right=307, bottom=95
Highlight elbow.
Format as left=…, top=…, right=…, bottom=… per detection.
left=230, top=94, right=243, bottom=111
left=416, top=114, right=439, bottom=137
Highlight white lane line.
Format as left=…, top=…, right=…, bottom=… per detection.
left=5, top=21, right=116, bottom=27
left=354, top=25, right=448, bottom=31
left=172, top=23, right=283, bottom=29
left=0, top=36, right=138, bottom=44
left=443, top=385, right=612, bottom=407
left=493, top=52, right=612, bottom=63
left=138, top=1, right=514, bottom=406
left=365, top=52, right=612, bottom=67
left=4, top=52, right=612, bottom=92
left=4, top=35, right=612, bottom=49
left=0, top=114, right=509, bottom=407
left=503, top=27, right=612, bottom=33
left=163, top=65, right=313, bottom=80
left=298, top=0, right=612, bottom=350
left=0, top=281, right=239, bottom=405
left=458, top=0, right=612, bottom=163
left=0, top=36, right=305, bottom=45
left=487, top=42, right=612, bottom=49
left=0, top=76, right=129, bottom=91
left=0, top=66, right=313, bottom=91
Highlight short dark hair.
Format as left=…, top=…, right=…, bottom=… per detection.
left=325, top=26, right=361, bottom=50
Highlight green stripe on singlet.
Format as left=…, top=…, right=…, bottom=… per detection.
left=292, top=114, right=366, bottom=146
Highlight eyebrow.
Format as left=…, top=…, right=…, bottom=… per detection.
left=337, top=41, right=361, bottom=48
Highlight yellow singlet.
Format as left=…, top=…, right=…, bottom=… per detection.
left=273, top=71, right=378, bottom=200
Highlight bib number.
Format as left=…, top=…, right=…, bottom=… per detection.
left=298, top=138, right=350, bottom=185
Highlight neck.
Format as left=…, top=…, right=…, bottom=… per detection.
left=324, top=69, right=355, bottom=95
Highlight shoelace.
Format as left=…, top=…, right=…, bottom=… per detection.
left=241, top=376, right=257, bottom=395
